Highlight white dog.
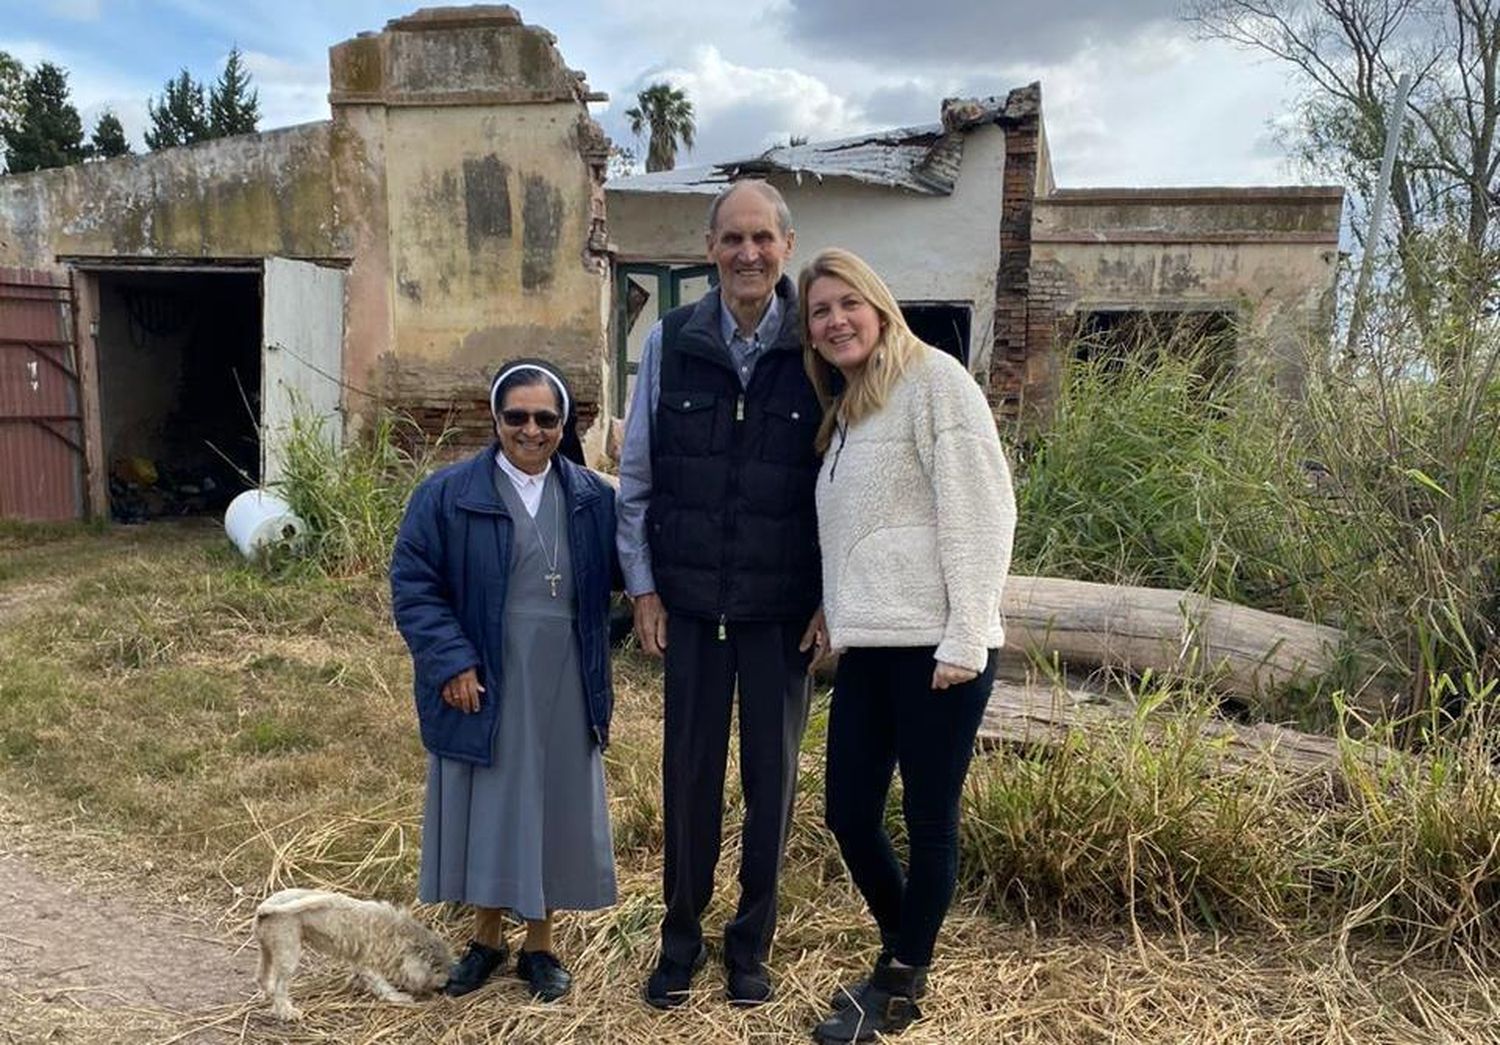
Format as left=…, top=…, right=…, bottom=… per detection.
left=254, top=888, right=452, bottom=1020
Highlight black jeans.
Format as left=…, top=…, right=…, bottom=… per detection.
left=660, top=615, right=812, bottom=972
left=825, top=645, right=996, bottom=968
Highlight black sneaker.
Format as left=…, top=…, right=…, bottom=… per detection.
left=444, top=939, right=509, bottom=997
left=643, top=944, right=707, bottom=1009
left=725, top=961, right=773, bottom=1006
left=516, top=949, right=572, bottom=1002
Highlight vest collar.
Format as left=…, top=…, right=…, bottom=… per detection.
left=676, top=275, right=801, bottom=371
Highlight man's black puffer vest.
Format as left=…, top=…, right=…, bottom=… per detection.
left=648, top=279, right=822, bottom=623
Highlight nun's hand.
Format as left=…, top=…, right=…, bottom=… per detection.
left=442, top=667, right=485, bottom=714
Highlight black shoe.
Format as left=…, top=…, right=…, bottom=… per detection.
left=444, top=939, right=509, bottom=997
left=829, top=952, right=928, bottom=1010
left=725, top=962, right=773, bottom=1006
left=813, top=962, right=925, bottom=1043
left=643, top=944, right=707, bottom=1009
left=516, top=949, right=572, bottom=1002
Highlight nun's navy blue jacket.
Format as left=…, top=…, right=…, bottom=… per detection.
left=391, top=447, right=617, bottom=766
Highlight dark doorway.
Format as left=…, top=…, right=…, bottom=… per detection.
left=94, top=270, right=261, bottom=521
left=900, top=302, right=971, bottom=365
left=1071, top=308, right=1237, bottom=387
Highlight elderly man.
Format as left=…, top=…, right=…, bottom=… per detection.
left=617, top=179, right=826, bottom=1009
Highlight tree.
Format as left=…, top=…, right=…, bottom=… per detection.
left=0, top=51, right=23, bottom=171
left=3, top=62, right=87, bottom=174
left=90, top=110, right=130, bottom=158
left=145, top=69, right=209, bottom=150
left=626, top=82, right=696, bottom=173
left=1189, top=0, right=1500, bottom=372
left=606, top=142, right=639, bottom=180
left=209, top=46, right=259, bottom=137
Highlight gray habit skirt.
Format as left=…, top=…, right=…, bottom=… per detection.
left=418, top=469, right=616, bottom=920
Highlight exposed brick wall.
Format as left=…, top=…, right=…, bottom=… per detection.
left=393, top=396, right=601, bottom=460
left=988, top=108, right=1041, bottom=424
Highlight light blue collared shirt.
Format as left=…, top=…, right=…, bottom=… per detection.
left=615, top=292, right=784, bottom=597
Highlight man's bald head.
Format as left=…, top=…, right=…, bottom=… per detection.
left=706, top=180, right=793, bottom=237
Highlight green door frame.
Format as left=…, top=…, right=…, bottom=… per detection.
left=613, top=262, right=716, bottom=416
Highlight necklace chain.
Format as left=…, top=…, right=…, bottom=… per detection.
left=529, top=479, right=563, bottom=597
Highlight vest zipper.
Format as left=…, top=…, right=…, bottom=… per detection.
left=718, top=614, right=727, bottom=641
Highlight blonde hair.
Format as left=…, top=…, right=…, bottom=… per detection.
left=798, top=248, right=928, bottom=454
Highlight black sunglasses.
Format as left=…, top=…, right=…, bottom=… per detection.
left=499, top=408, right=562, bottom=430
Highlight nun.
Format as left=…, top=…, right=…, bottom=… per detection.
left=391, top=358, right=618, bottom=1002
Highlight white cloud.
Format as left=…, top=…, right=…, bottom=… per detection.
left=239, top=49, right=328, bottom=130
left=47, top=0, right=102, bottom=22
left=608, top=45, right=873, bottom=165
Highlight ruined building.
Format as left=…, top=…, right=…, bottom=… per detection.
left=608, top=86, right=1342, bottom=421
left=0, top=9, right=1342, bottom=523
left=0, top=6, right=609, bottom=520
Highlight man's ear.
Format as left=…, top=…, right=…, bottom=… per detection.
left=785, top=228, right=796, bottom=256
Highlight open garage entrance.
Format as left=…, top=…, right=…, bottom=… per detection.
left=61, top=257, right=347, bottom=523
left=93, top=266, right=262, bottom=520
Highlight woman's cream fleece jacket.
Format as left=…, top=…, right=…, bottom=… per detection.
left=816, top=347, right=1016, bottom=672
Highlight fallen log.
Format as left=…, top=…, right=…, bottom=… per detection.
left=978, top=676, right=1387, bottom=776
left=1002, top=576, right=1347, bottom=702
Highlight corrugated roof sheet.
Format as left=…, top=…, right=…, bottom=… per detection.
left=608, top=84, right=1041, bottom=197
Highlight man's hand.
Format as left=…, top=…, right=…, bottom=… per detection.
left=441, top=667, right=485, bottom=713
left=931, top=661, right=978, bottom=690
left=798, top=606, right=829, bottom=667
left=632, top=592, right=668, bottom=658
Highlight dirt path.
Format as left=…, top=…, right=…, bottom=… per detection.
left=0, top=547, right=258, bottom=1039
left=0, top=814, right=258, bottom=1028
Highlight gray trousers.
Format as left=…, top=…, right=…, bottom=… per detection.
left=659, top=614, right=811, bottom=972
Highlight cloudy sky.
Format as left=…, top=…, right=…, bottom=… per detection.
left=1, top=0, right=1305, bottom=187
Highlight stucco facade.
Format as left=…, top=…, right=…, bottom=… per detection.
left=0, top=5, right=612, bottom=460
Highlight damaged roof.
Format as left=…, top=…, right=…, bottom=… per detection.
left=609, top=83, right=1039, bottom=197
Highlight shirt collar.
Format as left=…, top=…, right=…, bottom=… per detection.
left=494, top=448, right=551, bottom=488
left=719, top=291, right=782, bottom=348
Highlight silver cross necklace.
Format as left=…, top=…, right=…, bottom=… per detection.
left=530, top=480, right=564, bottom=597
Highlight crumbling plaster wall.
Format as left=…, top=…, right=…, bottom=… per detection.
left=0, top=5, right=613, bottom=455
left=1020, top=188, right=1343, bottom=412
left=333, top=6, right=612, bottom=446
left=0, top=123, right=339, bottom=269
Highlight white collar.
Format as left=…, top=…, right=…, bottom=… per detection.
left=495, top=449, right=551, bottom=487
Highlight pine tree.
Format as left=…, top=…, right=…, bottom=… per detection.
left=90, top=110, right=130, bottom=158
left=3, top=62, right=87, bottom=174
left=208, top=46, right=259, bottom=137
left=145, top=69, right=209, bottom=150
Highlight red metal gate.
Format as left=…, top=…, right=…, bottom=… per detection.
left=0, top=267, right=84, bottom=521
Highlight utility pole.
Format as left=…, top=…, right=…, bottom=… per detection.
left=1344, top=72, right=1412, bottom=366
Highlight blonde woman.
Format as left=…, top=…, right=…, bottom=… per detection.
left=800, top=248, right=1015, bottom=1043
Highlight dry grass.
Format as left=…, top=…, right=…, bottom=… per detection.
left=3, top=524, right=1500, bottom=1042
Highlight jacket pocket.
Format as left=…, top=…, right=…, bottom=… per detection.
left=759, top=400, right=819, bottom=466
left=839, top=526, right=948, bottom=631
left=658, top=392, right=722, bottom=456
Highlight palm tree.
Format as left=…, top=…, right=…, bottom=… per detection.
left=625, top=83, right=696, bottom=173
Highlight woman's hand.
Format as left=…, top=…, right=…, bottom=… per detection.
left=931, top=660, right=978, bottom=690
left=442, top=667, right=485, bottom=713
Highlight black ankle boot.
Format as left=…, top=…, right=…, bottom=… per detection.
left=813, top=961, right=925, bottom=1043
left=828, top=952, right=929, bottom=1011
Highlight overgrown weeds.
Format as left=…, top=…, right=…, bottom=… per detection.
left=1010, top=333, right=1500, bottom=712
left=272, top=409, right=451, bottom=577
